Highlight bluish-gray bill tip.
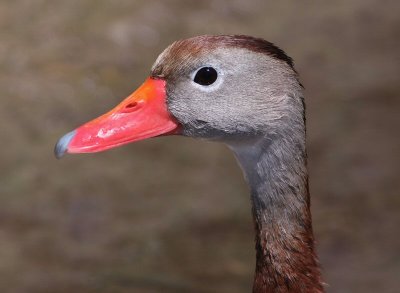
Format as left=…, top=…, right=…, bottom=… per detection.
left=54, top=130, right=76, bottom=159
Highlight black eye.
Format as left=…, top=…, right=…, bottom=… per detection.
left=193, top=67, right=218, bottom=86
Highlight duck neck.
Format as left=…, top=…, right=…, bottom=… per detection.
left=228, top=133, right=323, bottom=293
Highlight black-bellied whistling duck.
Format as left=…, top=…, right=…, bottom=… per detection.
left=55, top=35, right=324, bottom=293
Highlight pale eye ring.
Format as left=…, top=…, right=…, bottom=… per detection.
left=193, top=67, right=218, bottom=86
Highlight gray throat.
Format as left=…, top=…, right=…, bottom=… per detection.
left=227, top=132, right=324, bottom=293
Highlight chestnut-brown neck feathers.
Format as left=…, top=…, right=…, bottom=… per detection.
left=230, top=127, right=323, bottom=293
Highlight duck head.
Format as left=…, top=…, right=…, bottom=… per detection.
left=55, top=35, right=302, bottom=158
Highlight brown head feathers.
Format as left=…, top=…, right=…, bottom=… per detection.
left=151, top=35, right=294, bottom=79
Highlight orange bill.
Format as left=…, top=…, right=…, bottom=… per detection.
left=55, top=78, right=179, bottom=158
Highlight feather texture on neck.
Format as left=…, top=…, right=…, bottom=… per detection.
left=227, top=118, right=324, bottom=293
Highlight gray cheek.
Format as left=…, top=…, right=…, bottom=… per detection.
left=167, top=98, right=215, bottom=138
left=167, top=83, right=255, bottom=138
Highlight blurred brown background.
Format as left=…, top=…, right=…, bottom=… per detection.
left=1, top=0, right=399, bottom=292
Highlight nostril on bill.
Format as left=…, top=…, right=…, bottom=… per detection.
left=126, top=102, right=138, bottom=108
left=121, top=101, right=142, bottom=113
